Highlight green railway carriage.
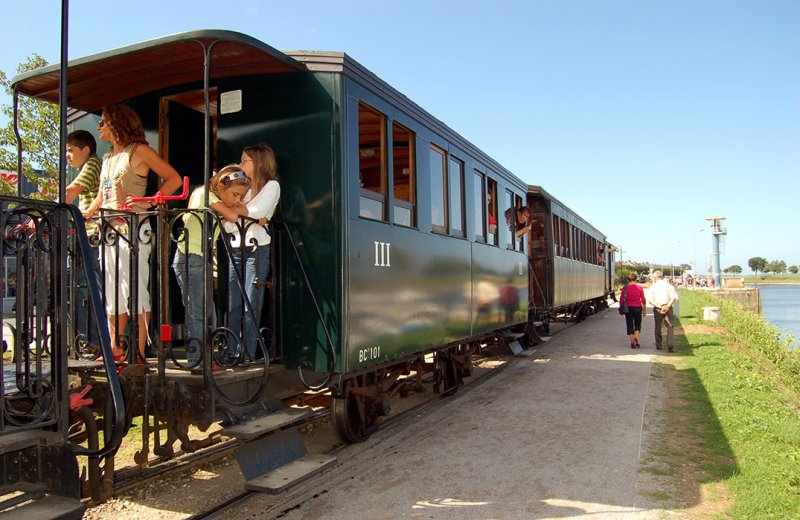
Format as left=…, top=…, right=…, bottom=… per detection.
left=7, top=30, right=530, bottom=438
left=1, top=29, right=611, bottom=506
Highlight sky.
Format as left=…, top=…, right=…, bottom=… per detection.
left=1, top=0, right=798, bottom=274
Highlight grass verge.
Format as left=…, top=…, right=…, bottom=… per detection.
left=651, top=289, right=800, bottom=518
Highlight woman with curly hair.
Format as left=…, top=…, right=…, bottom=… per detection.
left=84, top=104, right=182, bottom=364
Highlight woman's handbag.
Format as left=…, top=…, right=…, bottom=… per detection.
left=618, top=286, right=629, bottom=315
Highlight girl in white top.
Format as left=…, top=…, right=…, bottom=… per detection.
left=225, top=144, right=281, bottom=361
left=84, top=104, right=182, bottom=364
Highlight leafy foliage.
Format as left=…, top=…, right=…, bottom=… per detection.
left=724, top=264, right=743, bottom=274
left=765, top=259, right=787, bottom=275
left=790, top=265, right=798, bottom=275
left=748, top=256, right=768, bottom=275
left=676, top=290, right=800, bottom=517
left=0, top=55, right=60, bottom=199
left=682, top=289, right=799, bottom=392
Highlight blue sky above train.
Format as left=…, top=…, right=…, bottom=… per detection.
left=1, top=0, right=798, bottom=272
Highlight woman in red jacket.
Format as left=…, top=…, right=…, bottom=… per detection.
left=620, top=272, right=647, bottom=348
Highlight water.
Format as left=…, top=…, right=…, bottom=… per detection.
left=757, top=284, right=800, bottom=345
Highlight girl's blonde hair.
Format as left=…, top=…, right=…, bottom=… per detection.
left=209, top=164, right=251, bottom=196
left=242, top=144, right=277, bottom=193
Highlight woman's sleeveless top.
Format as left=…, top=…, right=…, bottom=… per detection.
left=100, top=144, right=147, bottom=212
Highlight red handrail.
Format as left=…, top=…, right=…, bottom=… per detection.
left=130, top=176, right=190, bottom=206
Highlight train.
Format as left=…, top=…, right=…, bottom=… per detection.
left=0, top=30, right=615, bottom=515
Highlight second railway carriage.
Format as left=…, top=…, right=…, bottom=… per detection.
left=525, top=185, right=614, bottom=336
left=1, top=29, right=612, bottom=508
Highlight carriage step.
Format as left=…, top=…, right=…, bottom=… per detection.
left=0, top=431, right=62, bottom=456
left=245, top=454, right=337, bottom=494
left=222, top=407, right=313, bottom=441
left=233, top=426, right=338, bottom=495
left=0, top=482, right=46, bottom=510
left=0, top=492, right=83, bottom=520
left=509, top=340, right=525, bottom=356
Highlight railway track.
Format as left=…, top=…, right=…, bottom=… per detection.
left=80, top=351, right=508, bottom=516
left=181, top=342, right=530, bottom=519
left=76, top=322, right=572, bottom=520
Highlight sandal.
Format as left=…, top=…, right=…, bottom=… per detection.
left=96, top=353, right=127, bottom=374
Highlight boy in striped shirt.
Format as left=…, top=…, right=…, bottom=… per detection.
left=65, top=129, right=101, bottom=212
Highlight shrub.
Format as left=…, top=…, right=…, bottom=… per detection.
left=680, top=290, right=800, bottom=394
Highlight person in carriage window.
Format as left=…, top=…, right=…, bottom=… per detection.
left=83, top=104, right=182, bottom=365
left=515, top=206, right=532, bottom=238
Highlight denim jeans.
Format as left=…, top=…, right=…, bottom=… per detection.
left=172, top=251, right=211, bottom=363
left=229, top=245, right=269, bottom=360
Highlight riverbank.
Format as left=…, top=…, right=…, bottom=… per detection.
left=739, top=274, right=800, bottom=284
left=664, top=289, right=800, bottom=517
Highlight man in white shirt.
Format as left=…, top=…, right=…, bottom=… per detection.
left=648, top=270, right=679, bottom=352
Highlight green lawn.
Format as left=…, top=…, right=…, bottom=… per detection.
left=652, top=290, right=800, bottom=518
left=738, top=274, right=800, bottom=284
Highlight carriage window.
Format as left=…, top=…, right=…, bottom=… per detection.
left=582, top=231, right=588, bottom=262
left=531, top=214, right=546, bottom=256
left=552, top=215, right=560, bottom=256
left=392, top=122, right=416, bottom=227
left=448, top=157, right=465, bottom=238
left=359, top=103, right=387, bottom=221
left=571, top=225, right=577, bottom=259
left=473, top=171, right=486, bottom=242
left=561, top=219, right=570, bottom=258
left=487, top=177, right=498, bottom=245
left=515, top=194, right=526, bottom=252
left=429, top=145, right=447, bottom=233
left=505, top=189, right=514, bottom=249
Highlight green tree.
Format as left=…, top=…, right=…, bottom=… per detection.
left=766, top=260, right=787, bottom=275
left=724, top=264, right=742, bottom=274
left=0, top=54, right=59, bottom=199
left=789, top=265, right=798, bottom=274
left=748, top=257, right=768, bottom=275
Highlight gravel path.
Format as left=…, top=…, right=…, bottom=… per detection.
left=232, top=307, right=671, bottom=519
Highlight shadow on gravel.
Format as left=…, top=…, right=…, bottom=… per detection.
left=643, top=322, right=738, bottom=512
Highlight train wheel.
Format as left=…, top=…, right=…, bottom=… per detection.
left=332, top=379, right=375, bottom=444
left=537, top=318, right=551, bottom=336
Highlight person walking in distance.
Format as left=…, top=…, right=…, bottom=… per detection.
left=649, top=270, right=679, bottom=352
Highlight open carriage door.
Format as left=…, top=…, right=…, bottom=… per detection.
left=159, top=90, right=217, bottom=203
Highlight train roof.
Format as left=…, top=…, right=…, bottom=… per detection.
left=528, top=185, right=607, bottom=240
left=12, top=29, right=524, bottom=189
left=11, top=29, right=305, bottom=112
left=284, top=50, right=522, bottom=186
